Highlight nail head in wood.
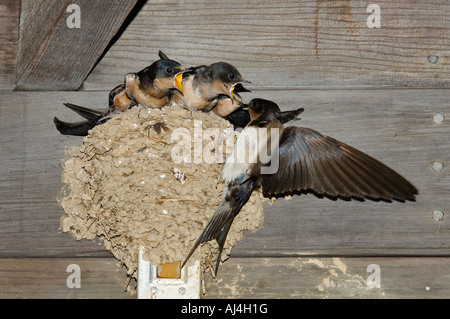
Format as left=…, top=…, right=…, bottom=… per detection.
left=428, top=55, right=439, bottom=64
left=432, top=210, right=444, bottom=221
left=433, top=113, right=445, bottom=123
left=432, top=161, right=443, bottom=171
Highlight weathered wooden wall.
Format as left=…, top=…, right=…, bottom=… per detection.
left=1, top=257, right=449, bottom=298
left=0, top=0, right=19, bottom=90
left=16, top=0, right=139, bottom=90
left=83, top=0, right=450, bottom=90
left=1, top=89, right=449, bottom=257
left=0, top=0, right=449, bottom=298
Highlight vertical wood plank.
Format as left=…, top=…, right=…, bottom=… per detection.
left=16, top=0, right=139, bottom=91
left=0, top=0, right=19, bottom=89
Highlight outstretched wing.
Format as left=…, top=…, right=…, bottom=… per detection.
left=261, top=126, right=418, bottom=201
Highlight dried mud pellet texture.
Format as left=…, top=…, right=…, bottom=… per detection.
left=59, top=104, right=265, bottom=280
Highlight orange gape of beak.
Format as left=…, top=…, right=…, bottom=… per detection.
left=230, top=85, right=243, bottom=105
left=175, top=73, right=183, bottom=94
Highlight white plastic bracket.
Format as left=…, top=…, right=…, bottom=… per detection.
left=137, top=247, right=201, bottom=299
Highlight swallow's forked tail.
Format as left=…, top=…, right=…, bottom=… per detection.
left=63, top=103, right=105, bottom=121
left=53, top=117, right=96, bottom=136
left=182, top=176, right=257, bottom=275
left=54, top=103, right=108, bottom=136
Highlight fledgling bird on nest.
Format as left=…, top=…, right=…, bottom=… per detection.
left=171, top=62, right=251, bottom=116
left=54, top=51, right=185, bottom=136
left=171, top=61, right=304, bottom=128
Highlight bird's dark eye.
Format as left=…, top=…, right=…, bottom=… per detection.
left=229, top=74, right=235, bottom=80
left=166, top=67, right=173, bottom=74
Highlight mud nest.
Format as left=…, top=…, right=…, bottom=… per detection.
left=59, top=104, right=265, bottom=282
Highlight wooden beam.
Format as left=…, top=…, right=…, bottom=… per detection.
left=0, top=258, right=132, bottom=298
left=205, top=257, right=450, bottom=299
left=0, top=91, right=108, bottom=257
left=0, top=0, right=20, bottom=90
left=0, top=89, right=448, bottom=258
left=1, top=257, right=449, bottom=298
left=84, top=0, right=450, bottom=90
left=15, top=0, right=139, bottom=91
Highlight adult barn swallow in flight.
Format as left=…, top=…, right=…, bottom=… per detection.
left=183, top=98, right=418, bottom=275
left=172, top=62, right=251, bottom=116
left=54, top=51, right=184, bottom=136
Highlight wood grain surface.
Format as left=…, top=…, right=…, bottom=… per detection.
left=0, top=0, right=19, bottom=90
left=0, top=89, right=448, bottom=258
left=0, top=258, right=132, bottom=299
left=15, top=0, right=139, bottom=90
left=1, top=0, right=449, bottom=299
left=205, top=256, right=450, bottom=298
left=1, top=257, right=448, bottom=298
left=84, top=0, right=450, bottom=91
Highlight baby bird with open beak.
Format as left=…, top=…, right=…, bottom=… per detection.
left=172, top=62, right=251, bottom=117
left=125, top=51, right=186, bottom=108
left=54, top=51, right=185, bottom=136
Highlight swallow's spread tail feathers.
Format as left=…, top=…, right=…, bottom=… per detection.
left=182, top=175, right=258, bottom=275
